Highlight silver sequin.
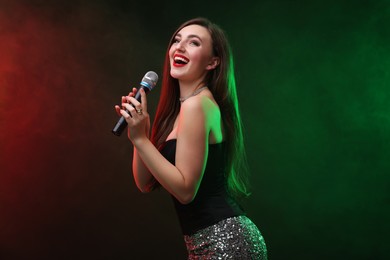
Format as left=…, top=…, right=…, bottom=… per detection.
left=184, top=216, right=267, bottom=259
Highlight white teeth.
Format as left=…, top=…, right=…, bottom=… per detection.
left=174, top=56, right=189, bottom=63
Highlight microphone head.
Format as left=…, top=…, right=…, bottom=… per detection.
left=140, top=71, right=158, bottom=91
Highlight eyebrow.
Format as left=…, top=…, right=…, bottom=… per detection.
left=176, top=33, right=203, bottom=42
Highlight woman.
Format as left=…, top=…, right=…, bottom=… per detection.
left=115, top=17, right=267, bottom=259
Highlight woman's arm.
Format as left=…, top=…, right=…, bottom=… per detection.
left=132, top=149, right=157, bottom=192
left=115, top=88, right=156, bottom=193
left=127, top=94, right=212, bottom=204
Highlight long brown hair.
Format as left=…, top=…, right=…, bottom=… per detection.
left=151, top=17, right=250, bottom=199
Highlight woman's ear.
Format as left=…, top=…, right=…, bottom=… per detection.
left=206, top=57, right=220, bottom=70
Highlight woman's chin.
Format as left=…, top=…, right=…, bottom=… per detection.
left=170, top=70, right=183, bottom=79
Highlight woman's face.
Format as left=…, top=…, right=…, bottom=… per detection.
left=169, top=24, right=218, bottom=83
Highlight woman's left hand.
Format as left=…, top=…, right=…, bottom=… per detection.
left=118, top=88, right=150, bottom=144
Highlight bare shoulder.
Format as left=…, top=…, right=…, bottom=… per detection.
left=180, top=94, right=218, bottom=115
left=178, top=94, right=222, bottom=143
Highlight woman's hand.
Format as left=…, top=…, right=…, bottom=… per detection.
left=115, top=87, right=136, bottom=115
left=114, top=88, right=150, bottom=143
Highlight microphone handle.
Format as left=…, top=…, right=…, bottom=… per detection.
left=112, top=86, right=150, bottom=136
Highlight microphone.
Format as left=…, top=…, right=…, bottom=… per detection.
left=112, top=71, right=159, bottom=136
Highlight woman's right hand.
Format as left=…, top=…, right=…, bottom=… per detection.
left=114, top=87, right=151, bottom=141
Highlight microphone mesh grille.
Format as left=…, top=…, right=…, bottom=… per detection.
left=142, top=71, right=158, bottom=90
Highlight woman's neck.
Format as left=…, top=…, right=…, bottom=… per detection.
left=178, top=80, right=205, bottom=99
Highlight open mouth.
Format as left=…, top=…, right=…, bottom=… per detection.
left=173, top=54, right=189, bottom=66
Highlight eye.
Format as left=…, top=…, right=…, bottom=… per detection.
left=172, top=37, right=180, bottom=44
left=189, top=40, right=200, bottom=47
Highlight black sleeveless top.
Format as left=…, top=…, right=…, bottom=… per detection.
left=160, top=139, right=245, bottom=235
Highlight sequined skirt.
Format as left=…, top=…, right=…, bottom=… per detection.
left=183, top=215, right=267, bottom=259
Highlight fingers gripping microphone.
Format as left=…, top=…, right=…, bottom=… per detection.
left=112, top=71, right=158, bottom=136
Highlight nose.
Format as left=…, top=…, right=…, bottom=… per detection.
left=175, top=42, right=185, bottom=52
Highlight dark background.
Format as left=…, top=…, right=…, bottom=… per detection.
left=1, top=0, right=389, bottom=259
